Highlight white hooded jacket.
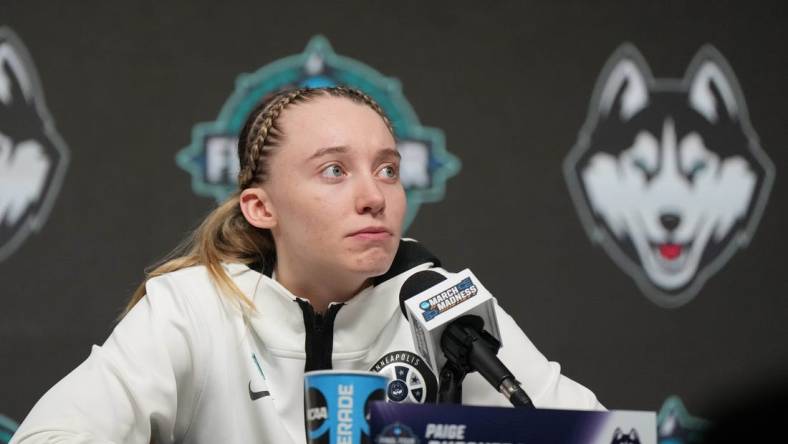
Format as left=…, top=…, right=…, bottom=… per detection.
left=12, top=241, right=603, bottom=444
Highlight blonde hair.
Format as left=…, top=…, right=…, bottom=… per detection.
left=123, top=86, right=393, bottom=315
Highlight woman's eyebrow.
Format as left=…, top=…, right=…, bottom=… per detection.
left=375, top=148, right=401, bottom=162
left=307, top=146, right=401, bottom=162
left=308, top=146, right=349, bottom=161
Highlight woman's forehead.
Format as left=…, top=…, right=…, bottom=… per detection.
left=276, top=96, right=395, bottom=156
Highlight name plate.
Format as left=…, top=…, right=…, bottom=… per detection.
left=369, top=402, right=655, bottom=444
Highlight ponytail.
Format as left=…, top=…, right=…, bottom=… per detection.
left=123, top=192, right=274, bottom=316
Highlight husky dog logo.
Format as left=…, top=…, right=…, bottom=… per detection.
left=564, top=44, right=775, bottom=307
left=0, top=27, right=69, bottom=262
left=177, top=35, right=460, bottom=230
left=610, top=427, right=641, bottom=444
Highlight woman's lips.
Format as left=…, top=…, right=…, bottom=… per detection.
left=349, top=228, right=392, bottom=241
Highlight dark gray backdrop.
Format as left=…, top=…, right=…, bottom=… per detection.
left=1, top=0, right=787, bottom=426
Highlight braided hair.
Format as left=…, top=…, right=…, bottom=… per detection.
left=237, top=86, right=393, bottom=189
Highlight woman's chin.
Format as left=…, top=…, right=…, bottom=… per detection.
left=346, top=249, right=397, bottom=277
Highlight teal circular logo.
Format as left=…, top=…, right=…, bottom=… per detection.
left=177, top=35, right=460, bottom=231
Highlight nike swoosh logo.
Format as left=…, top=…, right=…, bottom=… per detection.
left=249, top=381, right=270, bottom=401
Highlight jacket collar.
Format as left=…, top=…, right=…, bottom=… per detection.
left=229, top=239, right=439, bottom=357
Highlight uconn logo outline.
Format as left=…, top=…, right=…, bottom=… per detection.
left=0, top=27, right=69, bottom=262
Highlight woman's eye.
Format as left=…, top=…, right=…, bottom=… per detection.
left=633, top=158, right=652, bottom=173
left=378, top=165, right=398, bottom=179
left=689, top=160, right=707, bottom=175
left=321, top=164, right=345, bottom=178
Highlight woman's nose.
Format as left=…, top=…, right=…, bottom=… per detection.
left=355, top=175, right=386, bottom=215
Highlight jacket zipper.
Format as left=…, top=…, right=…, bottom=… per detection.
left=296, top=299, right=344, bottom=372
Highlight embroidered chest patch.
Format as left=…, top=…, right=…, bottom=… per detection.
left=369, top=350, right=437, bottom=404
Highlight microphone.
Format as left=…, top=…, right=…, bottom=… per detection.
left=399, top=269, right=533, bottom=407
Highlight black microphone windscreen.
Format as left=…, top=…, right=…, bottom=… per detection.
left=399, top=270, right=447, bottom=318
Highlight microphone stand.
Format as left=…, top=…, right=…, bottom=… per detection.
left=440, top=316, right=534, bottom=408
left=438, top=361, right=467, bottom=404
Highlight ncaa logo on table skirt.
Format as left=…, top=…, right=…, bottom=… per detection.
left=563, top=43, right=774, bottom=308
left=0, top=27, right=69, bottom=262
left=177, top=35, right=460, bottom=230
left=370, top=350, right=437, bottom=404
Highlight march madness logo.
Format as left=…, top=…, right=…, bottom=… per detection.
left=419, top=277, right=477, bottom=321
left=0, top=27, right=69, bottom=262
left=564, top=44, right=774, bottom=307
left=177, top=35, right=460, bottom=230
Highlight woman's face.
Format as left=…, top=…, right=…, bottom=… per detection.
left=262, top=95, right=405, bottom=281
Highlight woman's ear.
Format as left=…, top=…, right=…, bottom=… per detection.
left=239, top=188, right=277, bottom=229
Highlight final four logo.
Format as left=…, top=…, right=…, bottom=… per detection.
left=177, top=35, right=460, bottom=230
left=564, top=44, right=774, bottom=307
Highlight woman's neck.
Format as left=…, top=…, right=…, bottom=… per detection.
left=273, top=261, right=370, bottom=313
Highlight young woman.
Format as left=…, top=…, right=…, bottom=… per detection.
left=12, top=87, right=602, bottom=444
